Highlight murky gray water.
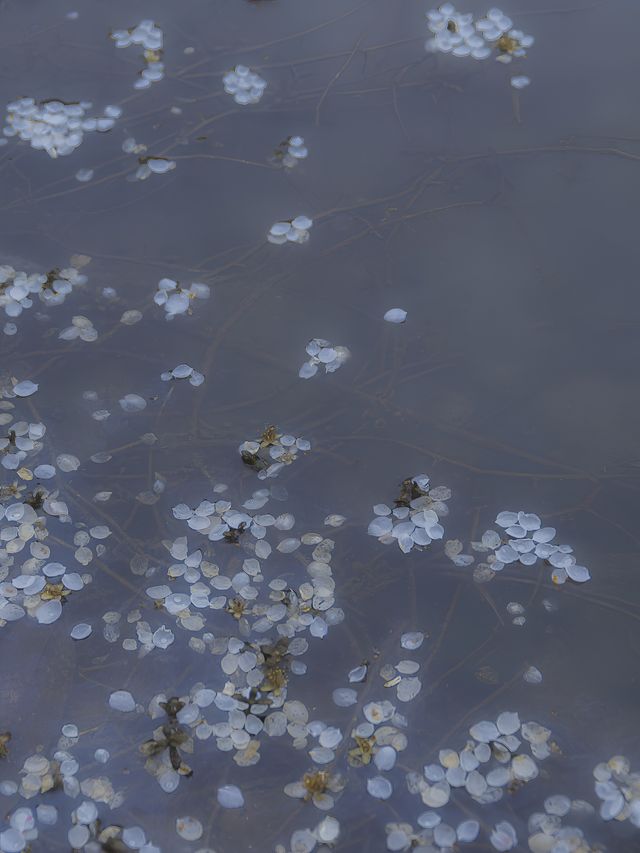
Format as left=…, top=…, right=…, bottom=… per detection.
left=1, top=0, right=640, bottom=851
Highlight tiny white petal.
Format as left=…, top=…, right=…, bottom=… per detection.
left=384, top=308, right=407, bottom=324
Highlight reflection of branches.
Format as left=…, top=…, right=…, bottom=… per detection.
left=425, top=623, right=503, bottom=696
left=176, top=0, right=372, bottom=72
left=441, top=571, right=640, bottom=623
left=183, top=37, right=421, bottom=80
left=321, top=199, right=486, bottom=256
left=1, top=3, right=635, bottom=847
left=172, top=153, right=276, bottom=169
left=442, top=143, right=640, bottom=170
left=424, top=583, right=462, bottom=671
left=315, top=33, right=366, bottom=126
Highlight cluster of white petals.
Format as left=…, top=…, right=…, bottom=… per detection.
left=0, top=268, right=45, bottom=323
left=161, top=364, right=205, bottom=386
left=276, top=817, right=341, bottom=853
left=478, top=14, right=534, bottom=63
left=0, top=739, right=159, bottom=852
left=385, top=818, right=480, bottom=850
left=0, top=419, right=45, bottom=471
left=0, top=412, right=103, bottom=630
left=123, top=137, right=147, bottom=156
left=154, top=278, right=210, bottom=319
left=268, top=215, right=313, bottom=245
left=122, top=138, right=175, bottom=180
left=406, top=712, right=554, bottom=817
left=135, top=157, right=176, bottom=181
left=58, top=315, right=97, bottom=342
left=3, top=98, right=121, bottom=157
left=223, top=65, right=267, bottom=105
left=445, top=510, right=592, bottom=585
left=527, top=796, right=599, bottom=852
left=426, top=5, right=534, bottom=85
left=368, top=475, right=450, bottom=553
left=111, top=20, right=165, bottom=90
left=1, top=556, right=88, bottom=626
left=239, top=430, right=311, bottom=479
left=275, top=817, right=341, bottom=853
left=594, top=755, right=640, bottom=825
left=1, top=260, right=88, bottom=331
left=280, top=135, right=308, bottom=168
left=482, top=511, right=591, bottom=584
left=299, top=338, right=351, bottom=379
left=99, top=482, right=345, bottom=781
left=426, top=4, right=490, bottom=59
left=111, top=19, right=162, bottom=51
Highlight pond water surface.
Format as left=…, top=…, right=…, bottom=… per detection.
left=1, top=1, right=640, bottom=851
